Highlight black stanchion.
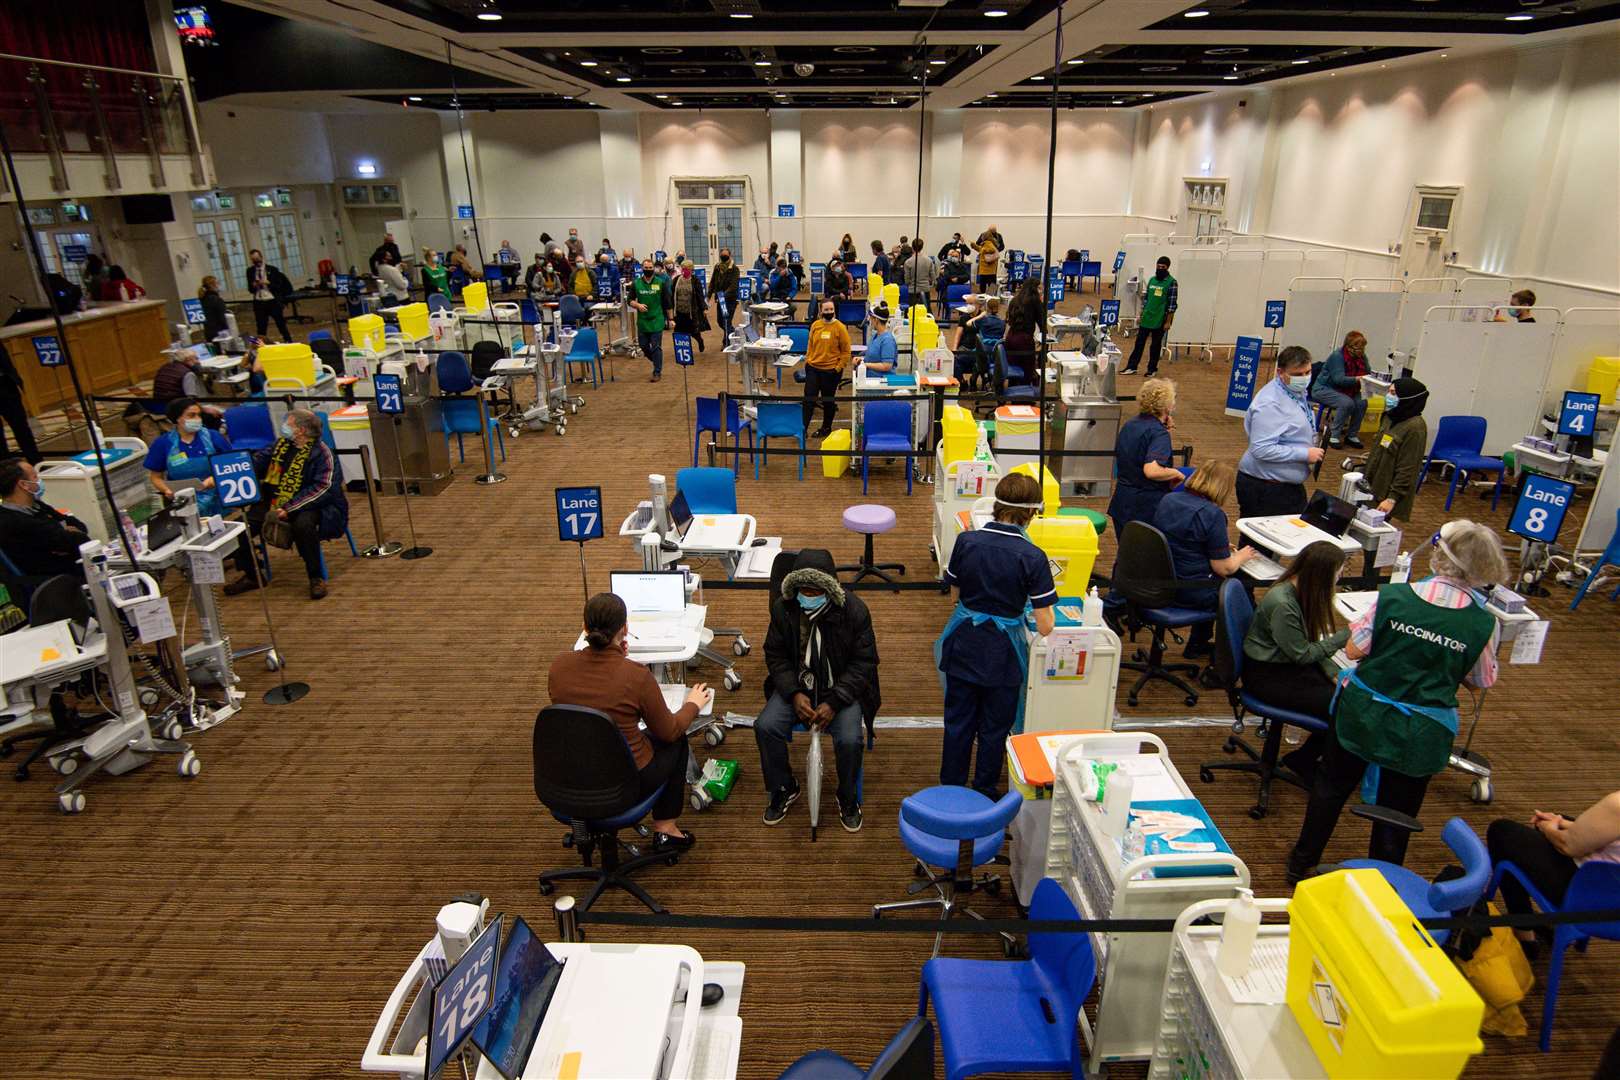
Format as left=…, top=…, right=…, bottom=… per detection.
left=391, top=416, right=433, bottom=560
left=251, top=544, right=311, bottom=705
left=356, top=445, right=403, bottom=558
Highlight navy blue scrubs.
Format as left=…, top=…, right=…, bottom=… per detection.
left=940, top=521, right=1057, bottom=795
left=1151, top=490, right=1231, bottom=646
left=1107, top=414, right=1175, bottom=535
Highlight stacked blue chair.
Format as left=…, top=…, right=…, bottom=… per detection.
left=221, top=404, right=275, bottom=451
left=675, top=466, right=738, bottom=513
left=1418, top=415, right=1505, bottom=510
left=1569, top=507, right=1620, bottom=610
left=427, top=292, right=453, bottom=314
left=776, top=1017, right=934, bottom=1080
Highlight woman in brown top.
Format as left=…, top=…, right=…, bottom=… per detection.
left=547, top=594, right=711, bottom=849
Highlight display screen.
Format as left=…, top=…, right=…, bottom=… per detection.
left=470, top=917, right=564, bottom=1080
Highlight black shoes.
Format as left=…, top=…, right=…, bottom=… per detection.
left=812, top=427, right=834, bottom=440
left=651, top=829, right=696, bottom=853
left=763, top=782, right=801, bottom=826
left=1344, top=435, right=1364, bottom=449
left=223, top=575, right=261, bottom=596
left=1183, top=642, right=1214, bottom=660
left=840, top=801, right=863, bottom=833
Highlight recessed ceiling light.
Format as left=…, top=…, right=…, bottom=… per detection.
left=1184, top=9, right=1210, bottom=17
left=986, top=92, right=997, bottom=97
left=655, top=93, right=668, bottom=98
left=986, top=9, right=1009, bottom=17
left=1505, top=13, right=1533, bottom=20
left=1112, top=99, right=1124, bottom=105
left=1222, top=75, right=1238, bottom=81
left=671, top=67, right=706, bottom=74
left=1142, top=66, right=1179, bottom=73
left=476, top=11, right=502, bottom=21
left=641, top=47, right=682, bottom=55
left=929, top=59, right=947, bottom=65
left=833, top=46, right=876, bottom=54
left=1032, top=75, right=1045, bottom=80
left=615, top=76, right=631, bottom=82
left=1291, top=58, right=1310, bottom=65
left=728, top=11, right=751, bottom=17
left=579, top=61, right=598, bottom=67
left=408, top=95, right=423, bottom=102
left=1204, top=47, right=1248, bottom=56
left=754, top=60, right=771, bottom=66
left=1441, top=53, right=1448, bottom=58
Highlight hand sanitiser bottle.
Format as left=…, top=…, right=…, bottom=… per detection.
left=1082, top=586, right=1104, bottom=627
left=1100, top=765, right=1133, bottom=839
left=1216, top=888, right=1261, bottom=979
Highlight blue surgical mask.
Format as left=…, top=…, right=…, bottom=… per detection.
left=797, top=593, right=828, bottom=613
left=25, top=479, right=44, bottom=501
left=1383, top=393, right=1399, bottom=411
left=1286, top=374, right=1312, bottom=393
left=280, top=421, right=295, bottom=438
left=182, top=418, right=203, bottom=434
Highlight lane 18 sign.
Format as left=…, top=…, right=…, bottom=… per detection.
left=556, top=485, right=604, bottom=542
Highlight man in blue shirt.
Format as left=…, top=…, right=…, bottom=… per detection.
left=937, top=473, right=1057, bottom=797
left=1236, top=346, right=1325, bottom=520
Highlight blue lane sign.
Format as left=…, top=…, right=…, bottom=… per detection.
left=1225, top=336, right=1265, bottom=416
left=788, top=250, right=802, bottom=265
left=334, top=273, right=354, bottom=296
left=595, top=275, right=615, bottom=299
left=777, top=204, right=795, bottom=217
left=556, top=485, right=604, bottom=542
left=1113, top=250, right=1126, bottom=272
left=209, top=451, right=260, bottom=509
left=1099, top=299, right=1120, bottom=327
left=673, top=332, right=695, bottom=367
left=427, top=915, right=501, bottom=1080
left=738, top=276, right=754, bottom=303
left=1009, top=261, right=1028, bottom=283
left=1047, top=276, right=1065, bottom=306
left=810, top=264, right=825, bottom=295
left=693, top=266, right=706, bottom=291
left=847, top=262, right=868, bottom=283
left=1264, top=300, right=1287, bottom=329
left=456, top=204, right=474, bottom=219
left=1508, top=473, right=1576, bottom=544
left=374, top=373, right=404, bottom=414
left=1558, top=390, right=1600, bottom=437
left=654, top=250, right=667, bottom=262
left=1008, top=250, right=1025, bottom=266
left=32, top=335, right=64, bottom=367
left=63, top=244, right=89, bottom=262
left=182, top=298, right=207, bottom=325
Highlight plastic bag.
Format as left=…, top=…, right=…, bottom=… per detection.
left=698, top=758, right=738, bottom=803
left=1456, top=901, right=1535, bottom=1036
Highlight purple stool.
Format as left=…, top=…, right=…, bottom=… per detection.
left=839, top=504, right=905, bottom=585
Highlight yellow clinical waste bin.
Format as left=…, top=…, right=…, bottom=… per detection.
left=1009, top=462, right=1061, bottom=516
left=461, top=280, right=490, bottom=313
left=1025, top=515, right=1098, bottom=595
left=346, top=314, right=385, bottom=355
left=868, top=274, right=884, bottom=303
left=1288, top=870, right=1484, bottom=1079
left=883, top=283, right=900, bottom=314
left=940, top=405, right=977, bottom=466
left=394, top=302, right=430, bottom=342
left=820, top=428, right=852, bottom=477
left=258, top=342, right=319, bottom=384
left=1360, top=393, right=1385, bottom=434
left=1586, top=355, right=1620, bottom=404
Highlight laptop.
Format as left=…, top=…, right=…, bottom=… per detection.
left=667, top=489, right=694, bottom=538
left=469, top=916, right=566, bottom=1080
left=610, top=570, right=688, bottom=651
left=1301, top=490, right=1356, bottom=538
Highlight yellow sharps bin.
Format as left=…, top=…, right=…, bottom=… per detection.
left=940, top=405, right=977, bottom=467
left=1288, top=869, right=1484, bottom=1079
left=346, top=314, right=385, bottom=354
left=257, top=342, right=318, bottom=383
left=1009, top=462, right=1061, bottom=516
left=1024, top=515, right=1098, bottom=595
left=394, top=302, right=430, bottom=341
left=461, top=280, right=490, bottom=313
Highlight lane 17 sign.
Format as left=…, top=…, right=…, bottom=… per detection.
left=556, top=486, right=604, bottom=542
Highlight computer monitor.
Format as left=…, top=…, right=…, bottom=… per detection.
left=470, top=916, right=565, bottom=1080
left=667, top=488, right=693, bottom=535
left=610, top=571, right=686, bottom=616
left=1301, top=489, right=1356, bottom=538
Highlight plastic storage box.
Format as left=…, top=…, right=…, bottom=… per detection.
left=994, top=404, right=1043, bottom=471
left=258, top=342, right=319, bottom=383
left=36, top=441, right=153, bottom=541
left=1287, top=869, right=1484, bottom=1079
left=347, top=315, right=386, bottom=355
left=1587, top=355, right=1620, bottom=404
left=1026, top=514, right=1099, bottom=595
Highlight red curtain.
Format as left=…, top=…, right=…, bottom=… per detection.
left=0, top=1, right=158, bottom=73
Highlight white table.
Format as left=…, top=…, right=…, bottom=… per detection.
left=1237, top=515, right=1361, bottom=558
left=575, top=605, right=707, bottom=679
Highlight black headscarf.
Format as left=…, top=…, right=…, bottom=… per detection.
left=1385, top=376, right=1429, bottom=426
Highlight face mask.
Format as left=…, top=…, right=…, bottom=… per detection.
left=682, top=268, right=692, bottom=278
left=1155, top=267, right=1169, bottom=279
left=182, top=418, right=203, bottom=434
left=1383, top=393, right=1399, bottom=411
left=24, top=479, right=43, bottom=501
left=797, top=593, right=828, bottom=613
left=280, top=421, right=295, bottom=439
left=720, top=255, right=730, bottom=263
left=822, top=311, right=835, bottom=322
left=1286, top=374, right=1312, bottom=393
left=643, top=270, right=654, bottom=280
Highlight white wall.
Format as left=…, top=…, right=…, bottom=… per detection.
left=471, top=111, right=605, bottom=259
left=199, top=103, right=334, bottom=188
left=639, top=112, right=771, bottom=258
left=322, top=111, right=451, bottom=255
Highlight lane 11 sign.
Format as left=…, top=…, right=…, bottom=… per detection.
left=556, top=486, right=604, bottom=542
left=209, top=451, right=260, bottom=509
left=1558, top=391, right=1600, bottom=437
left=1508, top=473, right=1576, bottom=544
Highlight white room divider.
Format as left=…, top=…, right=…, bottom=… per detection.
left=1577, top=450, right=1620, bottom=552
left=1119, top=233, right=1166, bottom=289
left=1542, top=307, right=1620, bottom=416
left=1393, top=278, right=1460, bottom=359
left=1339, top=279, right=1404, bottom=370
left=1167, top=248, right=1225, bottom=352
left=1283, top=277, right=1345, bottom=358
left=1303, top=249, right=1348, bottom=280
left=1211, top=248, right=1266, bottom=343
left=1257, top=250, right=1305, bottom=313
left=1458, top=276, right=1511, bottom=315
left=1413, top=307, right=1558, bottom=455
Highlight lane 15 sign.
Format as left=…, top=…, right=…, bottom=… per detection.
left=673, top=332, right=695, bottom=367
left=556, top=486, right=604, bottom=542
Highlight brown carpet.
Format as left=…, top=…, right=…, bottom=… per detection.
left=1, top=293, right=1615, bottom=1079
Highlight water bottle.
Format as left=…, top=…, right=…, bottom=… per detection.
left=1216, top=888, right=1261, bottom=979
left=1123, top=819, right=1145, bottom=865
left=1392, top=550, right=1413, bottom=584
left=1082, top=586, right=1104, bottom=627
left=1101, top=766, right=1133, bottom=839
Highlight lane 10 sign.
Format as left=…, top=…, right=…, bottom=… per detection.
left=1099, top=300, right=1120, bottom=327
left=1508, top=473, right=1576, bottom=545
left=556, top=485, right=604, bottom=542
left=1264, top=300, right=1287, bottom=329
left=1558, top=391, right=1600, bottom=437
left=374, top=373, right=404, bottom=414
left=209, top=451, right=260, bottom=509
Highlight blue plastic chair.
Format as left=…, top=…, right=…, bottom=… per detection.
left=756, top=401, right=807, bottom=481
left=564, top=327, right=603, bottom=388
left=861, top=400, right=914, bottom=496
left=837, top=299, right=870, bottom=342
left=557, top=293, right=587, bottom=329
left=777, top=1016, right=935, bottom=1080
left=221, top=404, right=275, bottom=451
left=1418, top=415, right=1504, bottom=511
left=1060, top=259, right=1083, bottom=288
left=1341, top=818, right=1490, bottom=946
left=693, top=396, right=754, bottom=474
left=437, top=352, right=506, bottom=465
left=1199, top=579, right=1330, bottom=817
left=944, top=284, right=971, bottom=311
left=1486, top=859, right=1620, bottom=1051
left=1080, top=260, right=1102, bottom=292
left=1570, top=507, right=1620, bottom=610
left=919, top=877, right=1097, bottom=1080
left=675, top=466, right=737, bottom=514
left=874, top=786, right=1023, bottom=957
left=518, top=298, right=541, bottom=325
left=426, top=292, right=452, bottom=314
left=308, top=329, right=333, bottom=343
left=990, top=343, right=1036, bottom=406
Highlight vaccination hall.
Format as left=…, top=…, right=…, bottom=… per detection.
left=3, top=1, right=1620, bottom=1078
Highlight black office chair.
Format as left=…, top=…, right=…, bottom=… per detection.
left=533, top=704, right=681, bottom=913
left=3, top=576, right=99, bottom=781
left=1112, top=521, right=1219, bottom=707
left=310, top=336, right=343, bottom=375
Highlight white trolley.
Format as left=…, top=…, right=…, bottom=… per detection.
left=1148, top=897, right=1324, bottom=1080
left=1044, top=732, right=1251, bottom=1076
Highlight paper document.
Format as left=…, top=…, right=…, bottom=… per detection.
left=190, top=551, right=224, bottom=585
left=1374, top=527, right=1402, bottom=569
left=1509, top=619, right=1549, bottom=665
left=1221, top=938, right=1291, bottom=1005
left=132, top=597, right=177, bottom=644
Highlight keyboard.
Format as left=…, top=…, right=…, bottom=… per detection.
left=688, top=1017, right=741, bottom=1080
left=1245, top=520, right=1301, bottom=551
left=1242, top=553, right=1286, bottom=582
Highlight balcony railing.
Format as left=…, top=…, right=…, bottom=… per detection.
left=0, top=53, right=207, bottom=194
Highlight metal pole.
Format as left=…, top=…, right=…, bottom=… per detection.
left=681, top=365, right=692, bottom=437
left=577, top=542, right=589, bottom=600
left=473, top=394, right=507, bottom=485
left=553, top=895, right=580, bottom=943
left=357, top=445, right=402, bottom=557
left=251, top=531, right=311, bottom=705
left=1037, top=0, right=1064, bottom=488
left=392, top=417, right=433, bottom=559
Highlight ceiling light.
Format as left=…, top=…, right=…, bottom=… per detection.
left=1204, top=47, right=1248, bottom=56
left=356, top=161, right=377, bottom=175
left=728, top=11, right=752, bottom=17
left=1291, top=59, right=1309, bottom=65
left=655, top=93, right=668, bottom=98
left=986, top=92, right=997, bottom=97
left=616, top=76, right=631, bottom=82
left=642, top=47, right=682, bottom=55
left=929, top=59, right=947, bottom=65
left=1032, top=75, right=1045, bottom=80
left=985, top=9, right=1009, bottom=17
left=579, top=61, right=598, bottom=67
left=1112, top=99, right=1124, bottom=105
left=476, top=11, right=503, bottom=21
left=1505, top=13, right=1533, bottom=20
left=1068, top=59, right=1083, bottom=65
left=408, top=95, right=423, bottom=102
left=1183, top=9, right=1210, bottom=17
left=1223, top=75, right=1238, bottom=80
left=754, top=60, right=771, bottom=66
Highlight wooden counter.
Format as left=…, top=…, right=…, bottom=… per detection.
left=0, top=299, right=171, bottom=413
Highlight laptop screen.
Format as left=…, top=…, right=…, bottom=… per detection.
left=469, top=916, right=565, bottom=1080
left=1301, top=490, right=1356, bottom=537
left=667, top=489, right=693, bottom=534
left=610, top=571, right=686, bottom=616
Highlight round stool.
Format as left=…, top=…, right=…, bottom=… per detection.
left=838, top=504, right=905, bottom=585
